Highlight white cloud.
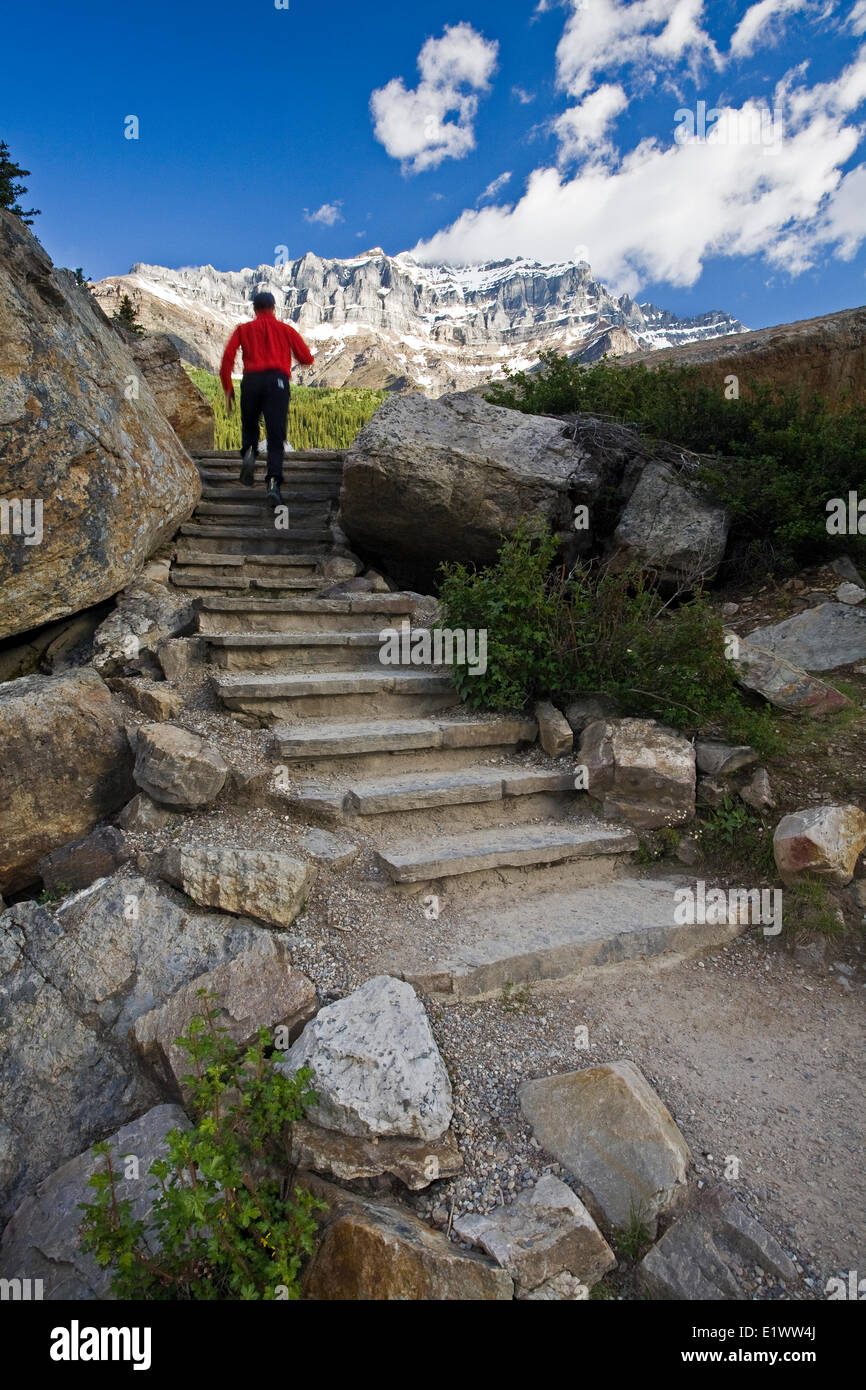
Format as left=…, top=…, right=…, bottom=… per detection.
left=555, top=0, right=721, bottom=101
left=554, top=83, right=629, bottom=162
left=512, top=84, right=536, bottom=104
left=304, top=202, right=343, bottom=226
left=478, top=171, right=513, bottom=202
left=730, top=0, right=810, bottom=59
left=849, top=1, right=866, bottom=35
left=413, top=49, right=866, bottom=292
left=370, top=23, right=498, bottom=174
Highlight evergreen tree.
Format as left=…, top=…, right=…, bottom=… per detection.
left=113, top=293, right=145, bottom=336
left=72, top=268, right=89, bottom=287
left=0, top=140, right=40, bottom=223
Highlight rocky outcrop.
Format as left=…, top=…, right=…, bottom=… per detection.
left=127, top=332, right=213, bottom=451
left=0, top=1105, right=188, bottom=1300
left=0, top=873, right=274, bottom=1218
left=279, top=975, right=453, bottom=1141
left=92, top=582, right=196, bottom=678
left=0, top=669, right=134, bottom=893
left=0, top=209, right=200, bottom=641
left=91, top=251, right=744, bottom=395
left=623, top=304, right=866, bottom=414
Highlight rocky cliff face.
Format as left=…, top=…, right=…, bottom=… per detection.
left=92, top=251, right=744, bottom=395
left=0, top=210, right=201, bottom=642
left=622, top=305, right=866, bottom=411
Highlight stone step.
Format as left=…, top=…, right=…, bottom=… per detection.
left=290, top=765, right=576, bottom=819
left=392, top=877, right=742, bottom=999
left=195, top=501, right=329, bottom=519
left=375, top=820, right=637, bottom=883
left=195, top=449, right=345, bottom=463
left=180, top=523, right=332, bottom=543
left=200, top=484, right=340, bottom=502
left=198, top=470, right=342, bottom=491
left=273, top=714, right=537, bottom=759
left=171, top=573, right=324, bottom=592
left=196, top=594, right=418, bottom=634
left=205, top=629, right=398, bottom=671
left=215, top=668, right=458, bottom=721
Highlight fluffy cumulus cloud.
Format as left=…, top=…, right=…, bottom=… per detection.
left=370, top=23, right=498, bottom=173
left=304, top=202, right=343, bottom=226
left=410, top=2, right=866, bottom=292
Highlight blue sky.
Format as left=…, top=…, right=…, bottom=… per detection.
left=3, top=0, right=865, bottom=329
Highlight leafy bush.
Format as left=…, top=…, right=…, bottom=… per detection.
left=438, top=522, right=781, bottom=754
left=486, top=353, right=866, bottom=576
left=79, top=993, right=324, bottom=1300
left=187, top=367, right=385, bottom=451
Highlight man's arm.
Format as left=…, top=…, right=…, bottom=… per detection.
left=219, top=327, right=242, bottom=407
left=285, top=323, right=315, bottom=368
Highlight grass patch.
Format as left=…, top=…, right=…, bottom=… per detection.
left=186, top=366, right=385, bottom=451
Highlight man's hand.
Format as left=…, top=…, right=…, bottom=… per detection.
left=224, top=389, right=234, bottom=415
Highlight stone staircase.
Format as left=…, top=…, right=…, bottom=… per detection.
left=169, top=449, right=743, bottom=998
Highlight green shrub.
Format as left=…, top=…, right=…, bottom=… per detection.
left=78, top=992, right=324, bottom=1300
left=187, top=367, right=385, bottom=451
left=486, top=353, right=866, bottom=577
left=438, top=522, right=781, bottom=753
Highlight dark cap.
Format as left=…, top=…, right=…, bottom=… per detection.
left=252, top=291, right=276, bottom=312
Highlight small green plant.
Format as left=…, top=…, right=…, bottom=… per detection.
left=438, top=522, right=781, bottom=754
left=615, top=1197, right=654, bottom=1261
left=37, top=882, right=72, bottom=904
left=78, top=992, right=325, bottom=1299
left=500, top=980, right=534, bottom=1014
left=697, top=798, right=776, bottom=877
left=784, top=877, right=843, bottom=938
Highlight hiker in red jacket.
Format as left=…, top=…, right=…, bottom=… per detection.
left=220, top=291, right=315, bottom=507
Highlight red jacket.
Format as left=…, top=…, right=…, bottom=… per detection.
left=220, top=310, right=315, bottom=394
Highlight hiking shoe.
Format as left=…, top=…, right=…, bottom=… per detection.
left=266, top=478, right=282, bottom=509
left=239, top=446, right=256, bottom=487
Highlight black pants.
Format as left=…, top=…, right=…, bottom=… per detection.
left=240, top=369, right=290, bottom=482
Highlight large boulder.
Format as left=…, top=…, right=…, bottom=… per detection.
left=0, top=669, right=134, bottom=893
left=579, top=717, right=696, bottom=829
left=773, top=805, right=866, bottom=885
left=0, top=1104, right=189, bottom=1300
left=340, top=390, right=613, bottom=591
left=519, top=1061, right=690, bottom=1237
left=609, top=463, right=729, bottom=587
left=0, top=873, right=272, bottom=1218
left=131, top=937, right=317, bottom=1103
left=158, top=843, right=315, bottom=928
left=745, top=603, right=866, bottom=672
left=278, top=975, right=452, bottom=1141
left=0, top=208, right=200, bottom=641
left=133, top=723, right=228, bottom=808
left=127, top=332, right=213, bottom=451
